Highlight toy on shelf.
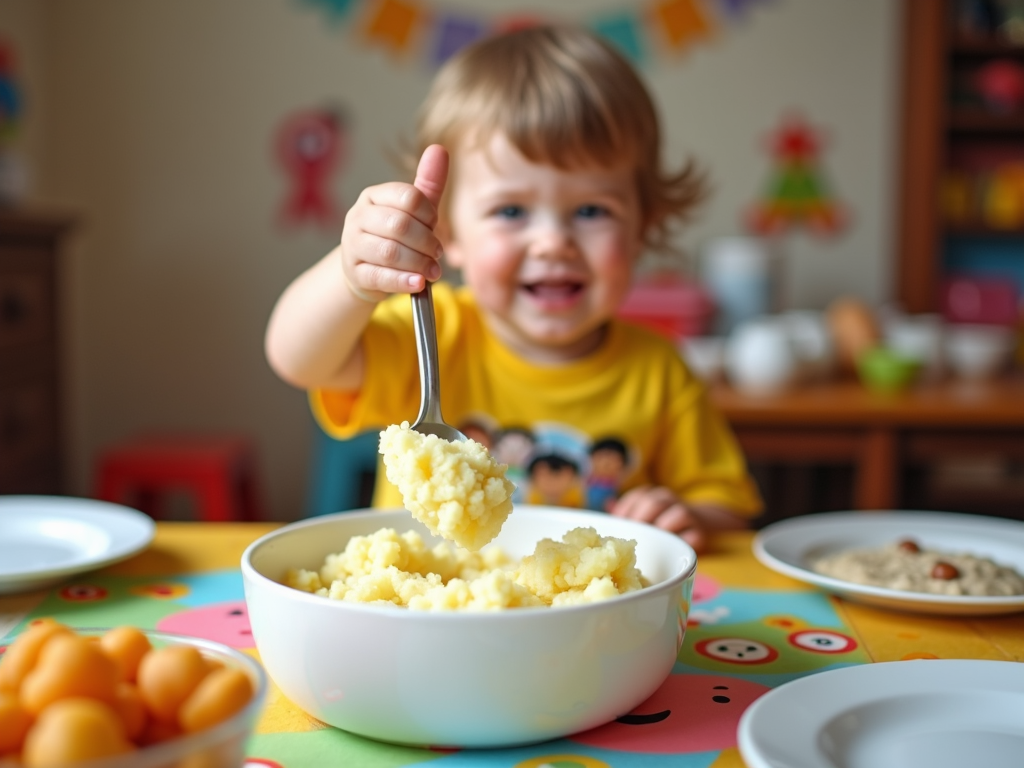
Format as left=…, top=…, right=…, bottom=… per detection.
left=942, top=276, right=1019, bottom=326
left=974, top=58, right=1024, bottom=113
left=616, top=272, right=715, bottom=342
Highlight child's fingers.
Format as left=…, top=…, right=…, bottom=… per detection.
left=357, top=204, right=443, bottom=264
left=363, top=182, right=441, bottom=230
left=611, top=486, right=674, bottom=524
left=413, top=144, right=449, bottom=209
left=347, top=255, right=434, bottom=295
left=652, top=505, right=707, bottom=553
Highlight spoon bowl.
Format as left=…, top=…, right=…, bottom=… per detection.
left=411, top=283, right=467, bottom=443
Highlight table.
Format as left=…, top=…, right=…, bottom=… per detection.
left=2, top=523, right=1023, bottom=767
left=710, top=375, right=1024, bottom=511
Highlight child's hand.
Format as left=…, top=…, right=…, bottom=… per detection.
left=608, top=486, right=709, bottom=553
left=340, top=144, right=450, bottom=303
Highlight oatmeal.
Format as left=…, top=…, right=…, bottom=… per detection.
left=810, top=539, right=1024, bottom=597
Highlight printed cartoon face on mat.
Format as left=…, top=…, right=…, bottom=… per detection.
left=157, top=600, right=254, bottom=648
left=680, top=615, right=863, bottom=673
left=571, top=673, right=769, bottom=753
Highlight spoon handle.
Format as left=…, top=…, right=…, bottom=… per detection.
left=411, top=283, right=444, bottom=427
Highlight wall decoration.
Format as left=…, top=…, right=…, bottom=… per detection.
left=746, top=113, right=847, bottom=238
left=297, top=0, right=773, bottom=67
left=275, top=107, right=348, bottom=229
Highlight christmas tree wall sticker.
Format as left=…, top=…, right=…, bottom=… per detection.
left=747, top=113, right=846, bottom=237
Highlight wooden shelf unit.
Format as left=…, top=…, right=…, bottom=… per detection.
left=0, top=208, right=76, bottom=494
left=896, top=0, right=1024, bottom=314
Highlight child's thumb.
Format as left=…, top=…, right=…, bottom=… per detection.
left=413, top=144, right=449, bottom=210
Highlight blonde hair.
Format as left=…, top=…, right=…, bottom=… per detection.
left=405, top=24, right=706, bottom=257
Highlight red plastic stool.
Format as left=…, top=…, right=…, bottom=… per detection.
left=94, top=433, right=263, bottom=522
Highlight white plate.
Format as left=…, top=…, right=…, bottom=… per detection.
left=753, top=510, right=1024, bottom=615
left=0, top=495, right=155, bottom=594
left=738, top=660, right=1024, bottom=768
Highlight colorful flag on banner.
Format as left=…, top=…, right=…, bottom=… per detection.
left=432, top=13, right=488, bottom=66
left=303, top=0, right=773, bottom=69
left=299, top=0, right=358, bottom=24
left=717, top=0, right=772, bottom=20
left=592, top=12, right=646, bottom=65
left=363, top=0, right=423, bottom=54
left=651, top=0, right=714, bottom=52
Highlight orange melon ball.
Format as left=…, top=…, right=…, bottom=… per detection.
left=22, top=698, right=134, bottom=767
left=178, top=667, right=253, bottom=733
left=0, top=620, right=72, bottom=694
left=136, top=644, right=209, bottom=723
left=0, top=690, right=33, bottom=753
left=20, top=635, right=119, bottom=716
left=111, top=682, right=147, bottom=741
left=99, top=626, right=152, bottom=683
left=138, top=715, right=182, bottom=746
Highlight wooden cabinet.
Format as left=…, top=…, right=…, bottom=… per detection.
left=0, top=210, right=75, bottom=494
left=897, top=0, right=1024, bottom=314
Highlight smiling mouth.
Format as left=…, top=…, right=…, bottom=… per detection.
left=522, top=281, right=584, bottom=300
left=615, top=710, right=671, bottom=725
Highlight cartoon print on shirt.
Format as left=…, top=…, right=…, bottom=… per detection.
left=586, top=436, right=630, bottom=511
left=491, top=426, right=535, bottom=503
left=459, top=417, right=639, bottom=511
left=526, top=453, right=585, bottom=507
left=457, top=417, right=494, bottom=449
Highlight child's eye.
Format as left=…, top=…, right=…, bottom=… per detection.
left=494, top=205, right=525, bottom=220
left=576, top=205, right=609, bottom=220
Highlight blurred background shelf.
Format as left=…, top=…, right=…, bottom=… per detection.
left=898, top=0, right=1024, bottom=315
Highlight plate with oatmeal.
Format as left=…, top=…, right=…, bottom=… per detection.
left=753, top=510, right=1024, bottom=615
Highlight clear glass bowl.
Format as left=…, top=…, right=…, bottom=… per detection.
left=1, top=627, right=267, bottom=768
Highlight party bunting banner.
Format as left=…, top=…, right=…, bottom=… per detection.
left=298, top=0, right=773, bottom=68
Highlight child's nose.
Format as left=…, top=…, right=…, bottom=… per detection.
left=528, top=219, right=575, bottom=259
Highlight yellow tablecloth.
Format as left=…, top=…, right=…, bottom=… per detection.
left=2, top=523, right=1023, bottom=768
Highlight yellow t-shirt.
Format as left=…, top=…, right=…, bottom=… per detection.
left=311, top=282, right=763, bottom=518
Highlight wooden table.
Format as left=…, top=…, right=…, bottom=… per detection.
left=710, top=374, right=1024, bottom=511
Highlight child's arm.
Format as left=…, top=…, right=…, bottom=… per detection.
left=264, top=145, right=450, bottom=391
left=608, top=486, right=749, bottom=554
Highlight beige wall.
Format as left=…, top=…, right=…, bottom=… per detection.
left=0, top=0, right=901, bottom=520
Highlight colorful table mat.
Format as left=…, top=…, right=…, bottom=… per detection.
left=2, top=523, right=1022, bottom=768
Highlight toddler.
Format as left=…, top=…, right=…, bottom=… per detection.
left=265, top=24, right=763, bottom=552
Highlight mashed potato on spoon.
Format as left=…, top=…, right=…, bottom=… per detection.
left=378, top=421, right=515, bottom=551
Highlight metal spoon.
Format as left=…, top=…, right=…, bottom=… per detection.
left=410, top=282, right=467, bottom=443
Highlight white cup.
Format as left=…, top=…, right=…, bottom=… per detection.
left=884, top=313, right=946, bottom=380
left=701, top=236, right=779, bottom=336
left=725, top=318, right=799, bottom=394
left=780, top=310, right=836, bottom=382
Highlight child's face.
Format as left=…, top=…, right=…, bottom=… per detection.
left=443, top=132, right=644, bottom=362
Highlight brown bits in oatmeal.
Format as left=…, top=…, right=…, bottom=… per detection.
left=930, top=561, right=960, bottom=580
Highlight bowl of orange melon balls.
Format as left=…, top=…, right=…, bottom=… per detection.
left=0, top=620, right=267, bottom=768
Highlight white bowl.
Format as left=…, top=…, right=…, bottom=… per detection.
left=725, top=318, right=799, bottom=393
left=679, top=335, right=726, bottom=381
left=241, top=506, right=696, bottom=749
left=944, top=324, right=1016, bottom=380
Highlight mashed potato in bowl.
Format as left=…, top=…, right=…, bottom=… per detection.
left=285, top=524, right=646, bottom=610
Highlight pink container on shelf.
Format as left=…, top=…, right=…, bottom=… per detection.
left=941, top=276, right=1018, bottom=327
left=616, top=275, right=716, bottom=341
